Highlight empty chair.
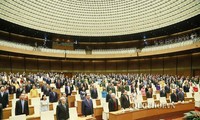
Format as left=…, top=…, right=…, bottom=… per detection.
left=11, top=99, right=19, bottom=116
left=41, top=110, right=54, bottom=120
left=9, top=114, right=26, bottom=120
left=92, top=99, right=97, bottom=108
left=69, top=107, right=78, bottom=120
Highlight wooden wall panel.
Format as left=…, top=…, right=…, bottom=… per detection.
left=163, top=56, right=176, bottom=75
left=62, top=60, right=73, bottom=72
left=151, top=58, right=163, bottom=74
left=11, top=57, right=24, bottom=72
left=94, top=61, right=105, bottom=71
left=25, top=58, right=38, bottom=72
left=106, top=60, right=117, bottom=72
left=128, top=60, right=139, bottom=73
left=177, top=55, right=191, bottom=76
left=140, top=59, right=150, bottom=74
left=50, top=60, right=61, bottom=72
left=192, top=53, right=200, bottom=69
left=73, top=60, right=84, bottom=72
left=116, top=60, right=128, bottom=72
left=84, top=60, right=94, bottom=72
left=0, top=55, right=10, bottom=72
left=38, top=59, right=50, bottom=71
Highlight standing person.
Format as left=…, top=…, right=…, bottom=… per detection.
left=49, top=88, right=58, bottom=103
left=178, top=88, right=185, bottom=102
left=82, top=94, right=93, bottom=117
left=146, top=88, right=153, bottom=98
left=40, top=95, right=49, bottom=112
left=16, top=85, right=24, bottom=98
left=30, top=84, right=39, bottom=98
left=0, top=86, right=9, bottom=109
left=121, top=90, right=130, bottom=109
left=171, top=89, right=178, bottom=103
left=56, top=97, right=69, bottom=120
left=108, top=93, right=118, bottom=112
left=15, top=94, right=29, bottom=115
left=90, top=86, right=98, bottom=99
left=106, top=90, right=112, bottom=102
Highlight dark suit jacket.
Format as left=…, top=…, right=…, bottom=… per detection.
left=165, top=86, right=170, bottom=93
left=16, top=88, right=24, bottom=98
left=178, top=92, right=184, bottom=101
left=160, top=90, right=167, bottom=97
left=43, top=88, right=51, bottom=96
left=106, top=94, right=111, bottom=102
left=91, top=89, right=98, bottom=99
left=0, top=103, right=2, bottom=120
left=49, top=92, right=58, bottom=103
left=56, top=82, right=63, bottom=89
left=65, top=86, right=72, bottom=96
left=0, top=92, right=8, bottom=108
left=8, top=85, right=16, bottom=94
left=121, top=95, right=130, bottom=109
left=183, top=85, right=190, bottom=92
left=170, top=93, right=178, bottom=102
left=108, top=98, right=118, bottom=112
left=56, top=103, right=69, bottom=120
left=82, top=99, right=93, bottom=116
left=146, top=91, right=152, bottom=98
left=15, top=100, right=29, bottom=115
left=25, top=84, right=32, bottom=93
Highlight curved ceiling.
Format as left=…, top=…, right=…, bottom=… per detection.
left=0, top=0, right=200, bottom=37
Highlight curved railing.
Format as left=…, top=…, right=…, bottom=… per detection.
left=0, top=37, right=200, bottom=58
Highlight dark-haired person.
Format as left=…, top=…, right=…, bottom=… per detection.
left=82, top=94, right=93, bottom=117
left=121, top=90, right=130, bottom=109
left=49, top=88, right=58, bottom=103
left=40, top=94, right=49, bottom=112
left=171, top=89, right=178, bottom=103
left=0, top=86, right=9, bottom=109
left=15, top=94, right=29, bottom=115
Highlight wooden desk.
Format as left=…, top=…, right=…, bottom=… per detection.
left=77, top=100, right=103, bottom=120
left=93, top=106, right=103, bottom=120
left=3, top=105, right=34, bottom=119
left=72, top=91, right=77, bottom=95
left=26, top=114, right=56, bottom=120
left=109, top=102, right=194, bottom=120
left=9, top=94, right=14, bottom=100
left=68, top=95, right=75, bottom=107
left=78, top=116, right=96, bottom=120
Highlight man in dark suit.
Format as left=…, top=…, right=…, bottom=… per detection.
left=108, top=93, right=118, bottom=112
left=49, top=89, right=58, bottom=103
left=56, top=97, right=69, bottom=120
left=160, top=87, right=167, bottom=97
left=65, top=83, right=72, bottom=96
left=8, top=83, right=16, bottom=94
left=0, top=86, right=9, bottom=109
left=171, top=89, right=178, bottom=103
left=106, top=90, right=112, bottom=102
left=178, top=88, right=185, bottom=102
left=25, top=81, right=32, bottom=93
left=43, top=84, right=51, bottom=96
left=82, top=94, right=93, bottom=116
left=120, top=90, right=130, bottom=109
left=56, top=79, right=63, bottom=89
left=146, top=88, right=153, bottom=98
left=16, top=85, right=24, bottom=98
left=0, top=103, right=2, bottom=120
left=90, top=86, right=98, bottom=99
left=15, top=94, right=29, bottom=115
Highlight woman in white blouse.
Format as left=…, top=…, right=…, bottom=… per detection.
left=40, top=95, right=49, bottom=112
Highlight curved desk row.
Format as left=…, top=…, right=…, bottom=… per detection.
left=109, top=102, right=194, bottom=120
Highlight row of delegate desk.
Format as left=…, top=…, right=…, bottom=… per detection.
left=109, top=102, right=194, bottom=120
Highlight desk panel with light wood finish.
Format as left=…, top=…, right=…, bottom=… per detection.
left=109, top=102, right=194, bottom=120
left=3, top=105, right=34, bottom=119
